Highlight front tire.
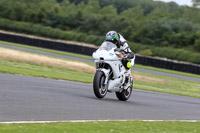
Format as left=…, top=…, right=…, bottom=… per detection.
left=93, top=71, right=107, bottom=99
left=116, top=79, right=133, bottom=101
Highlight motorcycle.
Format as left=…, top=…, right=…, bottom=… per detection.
left=92, top=41, right=135, bottom=101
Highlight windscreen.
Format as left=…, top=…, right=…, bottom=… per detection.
left=99, top=41, right=117, bottom=51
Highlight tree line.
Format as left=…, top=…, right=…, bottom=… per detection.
left=0, top=0, right=200, bottom=63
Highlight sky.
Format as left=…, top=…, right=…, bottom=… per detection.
left=154, top=0, right=193, bottom=6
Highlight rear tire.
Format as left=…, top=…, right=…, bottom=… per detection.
left=116, top=79, right=133, bottom=101
left=93, top=71, right=107, bottom=99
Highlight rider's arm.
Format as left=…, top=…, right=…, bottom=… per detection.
left=118, top=34, right=134, bottom=57
left=122, top=43, right=135, bottom=66
left=118, top=34, right=135, bottom=66
left=122, top=43, right=135, bottom=59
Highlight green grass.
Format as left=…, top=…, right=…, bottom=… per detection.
left=133, top=71, right=200, bottom=98
left=134, top=64, right=200, bottom=79
left=0, top=59, right=200, bottom=98
left=1, top=40, right=199, bottom=79
left=0, top=59, right=93, bottom=83
left=0, top=121, right=200, bottom=133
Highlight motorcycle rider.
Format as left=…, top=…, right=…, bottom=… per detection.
left=105, top=31, right=135, bottom=89
left=105, top=31, right=135, bottom=67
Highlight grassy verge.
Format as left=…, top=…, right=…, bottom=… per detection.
left=134, top=64, right=200, bottom=79
left=0, top=59, right=93, bottom=83
left=0, top=58, right=200, bottom=98
left=1, top=40, right=200, bottom=79
left=0, top=40, right=93, bottom=60
left=0, top=121, right=200, bottom=133
left=133, top=71, right=200, bottom=98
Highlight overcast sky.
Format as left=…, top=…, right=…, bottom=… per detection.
left=154, top=0, right=193, bottom=6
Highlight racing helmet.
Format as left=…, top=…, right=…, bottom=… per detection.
left=105, top=31, right=119, bottom=44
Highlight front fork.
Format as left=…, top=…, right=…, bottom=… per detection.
left=97, top=68, right=110, bottom=85
left=123, top=72, right=133, bottom=90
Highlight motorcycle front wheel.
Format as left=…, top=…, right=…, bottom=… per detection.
left=93, top=71, right=107, bottom=99
left=115, top=80, right=133, bottom=101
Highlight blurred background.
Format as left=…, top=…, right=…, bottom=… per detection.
left=0, top=0, right=199, bottom=64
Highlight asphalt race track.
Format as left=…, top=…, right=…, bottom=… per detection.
left=0, top=73, right=200, bottom=122
left=0, top=43, right=200, bottom=82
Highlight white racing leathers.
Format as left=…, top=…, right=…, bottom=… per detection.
left=118, top=34, right=135, bottom=66
left=117, top=34, right=135, bottom=78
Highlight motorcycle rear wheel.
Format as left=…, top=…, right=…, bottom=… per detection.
left=93, top=71, right=107, bottom=99
left=116, top=80, right=133, bottom=101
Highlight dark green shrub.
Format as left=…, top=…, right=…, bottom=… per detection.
left=0, top=17, right=200, bottom=64
left=194, top=39, right=200, bottom=52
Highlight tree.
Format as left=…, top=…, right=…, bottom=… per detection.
left=120, top=6, right=144, bottom=20
left=99, top=5, right=117, bottom=17
left=192, top=0, right=200, bottom=7
left=194, top=32, right=200, bottom=51
left=84, top=0, right=100, bottom=14
left=5, top=1, right=27, bottom=21
left=194, top=39, right=200, bottom=51
left=147, top=8, right=169, bottom=20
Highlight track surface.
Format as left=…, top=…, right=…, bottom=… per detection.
left=0, top=73, right=200, bottom=122
left=0, top=43, right=199, bottom=82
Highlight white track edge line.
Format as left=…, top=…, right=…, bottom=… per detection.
left=0, top=120, right=199, bottom=124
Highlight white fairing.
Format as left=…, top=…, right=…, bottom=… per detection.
left=93, top=41, right=134, bottom=92
left=93, top=42, right=118, bottom=61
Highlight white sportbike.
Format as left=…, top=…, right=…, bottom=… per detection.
left=92, top=41, right=135, bottom=101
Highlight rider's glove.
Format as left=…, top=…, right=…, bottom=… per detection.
left=126, top=52, right=135, bottom=59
